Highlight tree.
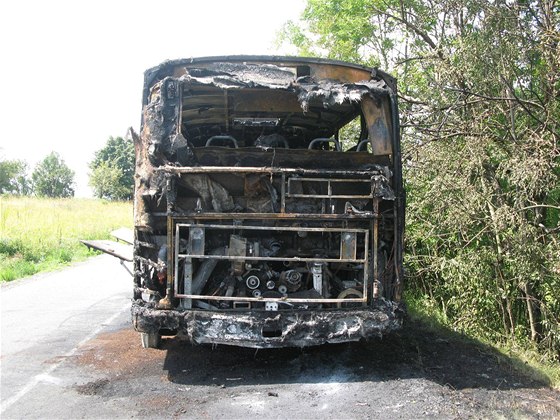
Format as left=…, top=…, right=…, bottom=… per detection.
left=283, top=0, right=560, bottom=357
left=89, top=136, right=134, bottom=200
left=0, top=158, right=31, bottom=195
left=32, top=152, right=75, bottom=198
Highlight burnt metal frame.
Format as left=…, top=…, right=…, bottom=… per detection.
left=172, top=223, right=370, bottom=308
left=160, top=166, right=390, bottom=306
left=286, top=177, right=375, bottom=199
left=147, top=58, right=404, bottom=310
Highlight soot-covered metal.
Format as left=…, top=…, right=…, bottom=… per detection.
left=131, top=56, right=405, bottom=348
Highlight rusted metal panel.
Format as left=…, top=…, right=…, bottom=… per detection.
left=362, top=95, right=393, bottom=156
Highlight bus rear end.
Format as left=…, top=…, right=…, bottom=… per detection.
left=131, top=56, right=405, bottom=348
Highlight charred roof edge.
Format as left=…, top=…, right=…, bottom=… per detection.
left=142, top=55, right=396, bottom=105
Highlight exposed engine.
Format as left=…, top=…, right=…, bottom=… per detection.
left=169, top=217, right=384, bottom=311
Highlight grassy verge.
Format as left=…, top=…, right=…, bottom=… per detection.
left=405, top=293, right=560, bottom=389
left=0, top=196, right=132, bottom=282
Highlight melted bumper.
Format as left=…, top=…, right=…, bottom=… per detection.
left=132, top=299, right=404, bottom=348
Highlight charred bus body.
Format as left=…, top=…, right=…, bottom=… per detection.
left=132, top=56, right=405, bottom=348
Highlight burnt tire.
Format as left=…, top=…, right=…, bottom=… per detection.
left=140, top=332, right=161, bottom=349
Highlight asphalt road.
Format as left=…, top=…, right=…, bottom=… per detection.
left=1, top=255, right=132, bottom=417
left=1, top=256, right=559, bottom=419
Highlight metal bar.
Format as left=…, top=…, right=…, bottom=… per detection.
left=171, top=213, right=376, bottom=220
left=183, top=257, right=193, bottom=309
left=288, top=177, right=372, bottom=183
left=176, top=223, right=369, bottom=233
left=363, top=230, right=369, bottom=301
left=119, top=259, right=133, bottom=277
left=176, top=254, right=367, bottom=263
left=158, top=166, right=381, bottom=176
left=372, top=198, right=379, bottom=299
left=173, top=294, right=367, bottom=303
left=167, top=216, right=175, bottom=298
left=286, top=194, right=374, bottom=199
left=280, top=173, right=286, bottom=213
left=174, top=222, right=180, bottom=297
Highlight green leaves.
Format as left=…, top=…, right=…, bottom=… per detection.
left=31, top=152, right=75, bottom=198
left=89, top=136, right=134, bottom=201
left=0, top=159, right=30, bottom=195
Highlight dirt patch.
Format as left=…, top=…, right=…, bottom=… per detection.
left=75, top=328, right=165, bottom=379
left=74, top=379, right=110, bottom=396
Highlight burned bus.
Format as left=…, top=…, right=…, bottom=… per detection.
left=130, top=56, right=404, bottom=348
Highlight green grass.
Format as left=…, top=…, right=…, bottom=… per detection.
left=0, top=196, right=132, bottom=282
left=405, top=292, right=560, bottom=389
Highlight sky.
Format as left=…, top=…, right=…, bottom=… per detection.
left=0, top=0, right=305, bottom=196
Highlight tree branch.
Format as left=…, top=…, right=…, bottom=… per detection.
left=517, top=204, right=560, bottom=212
left=444, top=86, right=544, bottom=109
left=371, top=6, right=444, bottom=59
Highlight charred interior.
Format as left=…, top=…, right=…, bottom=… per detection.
left=131, top=57, right=405, bottom=348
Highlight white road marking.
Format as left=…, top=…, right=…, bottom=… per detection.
left=0, top=303, right=129, bottom=414
left=35, top=374, right=63, bottom=386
